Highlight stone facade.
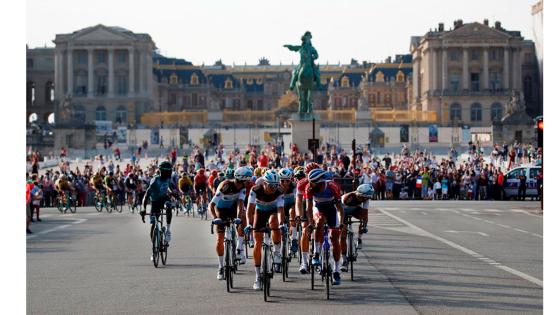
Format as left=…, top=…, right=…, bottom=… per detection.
left=26, top=46, right=55, bottom=124
left=410, top=20, right=541, bottom=127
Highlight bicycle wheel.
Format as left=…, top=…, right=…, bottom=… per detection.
left=70, top=197, right=77, bottom=213
left=225, top=240, right=231, bottom=292
left=310, top=243, right=315, bottom=290
left=262, top=246, right=269, bottom=302
left=324, top=248, right=330, bottom=300
left=152, top=226, right=160, bottom=268
left=94, top=195, right=102, bottom=212
left=282, top=234, right=288, bottom=282
left=297, top=223, right=302, bottom=263
left=348, top=232, right=354, bottom=281
left=160, top=228, right=167, bottom=265
left=56, top=198, right=64, bottom=213
left=115, top=196, right=123, bottom=213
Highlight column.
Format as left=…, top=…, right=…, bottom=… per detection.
left=412, top=56, right=419, bottom=100
left=108, top=48, right=114, bottom=97
left=441, top=48, right=448, bottom=90
left=503, top=48, right=510, bottom=89
left=146, top=50, right=153, bottom=96
left=483, top=47, right=489, bottom=89
left=88, top=48, right=94, bottom=98
left=128, top=47, right=135, bottom=95
left=513, top=48, right=522, bottom=90
left=67, top=48, right=73, bottom=95
left=54, top=50, right=61, bottom=99
left=462, top=48, right=469, bottom=90
left=431, top=48, right=438, bottom=91
left=139, top=51, right=145, bottom=95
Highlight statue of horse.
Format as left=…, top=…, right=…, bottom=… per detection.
left=296, top=55, right=314, bottom=114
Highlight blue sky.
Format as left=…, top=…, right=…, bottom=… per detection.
left=26, top=0, right=538, bottom=65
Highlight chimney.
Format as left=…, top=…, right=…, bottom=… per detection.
left=483, top=19, right=489, bottom=26
left=454, top=19, right=463, bottom=30
left=495, top=21, right=502, bottom=30
left=385, top=56, right=392, bottom=63
left=438, top=23, right=444, bottom=32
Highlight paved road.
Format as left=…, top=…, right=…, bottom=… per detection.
left=27, top=201, right=542, bottom=314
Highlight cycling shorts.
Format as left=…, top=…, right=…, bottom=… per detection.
left=195, top=184, right=207, bottom=195
left=253, top=209, right=278, bottom=230
left=313, top=203, right=339, bottom=228
left=216, top=205, right=237, bottom=233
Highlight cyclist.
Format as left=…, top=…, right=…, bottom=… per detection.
left=124, top=172, right=138, bottom=210
left=90, top=171, right=105, bottom=200
left=213, top=172, right=226, bottom=192
left=294, top=166, right=305, bottom=181
left=340, top=184, right=373, bottom=271
left=224, top=168, right=235, bottom=180
left=194, top=169, right=209, bottom=213
left=178, top=172, right=194, bottom=213
left=296, top=162, right=320, bottom=274
left=140, top=161, right=176, bottom=257
left=244, top=170, right=285, bottom=290
left=103, top=172, right=118, bottom=206
left=305, top=168, right=344, bottom=285
left=279, top=168, right=299, bottom=255
left=55, top=174, right=75, bottom=205
left=210, top=167, right=252, bottom=280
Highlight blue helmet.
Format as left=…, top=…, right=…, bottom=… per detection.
left=308, top=168, right=327, bottom=184
left=234, top=167, right=252, bottom=181
left=356, top=184, right=375, bottom=199
left=263, top=170, right=280, bottom=184
left=225, top=168, right=235, bottom=179
left=278, top=168, right=294, bottom=180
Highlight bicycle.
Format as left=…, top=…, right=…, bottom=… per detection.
left=106, top=191, right=122, bottom=213
left=211, top=218, right=241, bottom=292
left=56, top=191, right=77, bottom=214
left=126, top=189, right=137, bottom=213
left=247, top=225, right=281, bottom=302
left=344, top=218, right=362, bottom=281
left=197, top=197, right=208, bottom=220
left=309, top=223, right=333, bottom=300
left=281, top=219, right=291, bottom=282
left=142, top=202, right=170, bottom=268
left=180, top=193, right=194, bottom=216
left=93, top=191, right=106, bottom=213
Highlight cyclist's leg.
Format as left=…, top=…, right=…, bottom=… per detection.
left=340, top=215, right=349, bottom=257
left=216, top=208, right=226, bottom=271
left=288, top=205, right=297, bottom=241
left=325, top=206, right=342, bottom=275
left=357, top=207, right=369, bottom=240
left=313, top=209, right=326, bottom=256
left=235, top=205, right=246, bottom=261
left=269, top=212, right=281, bottom=268
left=253, top=210, right=267, bottom=280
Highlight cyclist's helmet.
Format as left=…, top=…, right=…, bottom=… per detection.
left=254, top=167, right=267, bottom=177
left=234, top=167, right=252, bottom=182
left=304, top=162, right=320, bottom=175
left=218, top=172, right=225, bottom=178
left=356, top=184, right=375, bottom=199
left=109, top=171, right=114, bottom=177
left=158, top=161, right=173, bottom=178
left=225, top=168, right=235, bottom=179
left=308, top=168, right=327, bottom=184
left=181, top=172, right=188, bottom=177
left=294, top=168, right=305, bottom=179
left=197, top=169, right=205, bottom=175
left=279, top=168, right=294, bottom=180
left=212, top=170, right=218, bottom=177
left=294, top=166, right=304, bottom=173
left=263, top=170, right=280, bottom=185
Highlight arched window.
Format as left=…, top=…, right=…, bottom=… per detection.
left=96, top=106, right=106, bottom=121
left=491, top=103, right=503, bottom=121
left=47, top=113, right=55, bottom=125
left=396, top=70, right=405, bottom=82
left=470, top=103, right=482, bottom=122
left=190, top=73, right=199, bottom=85
left=74, top=105, right=86, bottom=122
left=450, top=103, right=462, bottom=121
left=375, top=71, right=384, bottom=83
left=169, top=73, right=178, bottom=85
left=116, top=106, right=127, bottom=124
left=27, top=81, right=35, bottom=104
left=224, top=78, right=233, bottom=89
left=341, top=76, right=349, bottom=88
left=28, top=113, right=38, bottom=124
left=523, top=76, right=533, bottom=103
left=45, top=82, right=54, bottom=103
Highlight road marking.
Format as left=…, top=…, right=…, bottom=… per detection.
left=86, top=213, right=102, bottom=216
left=378, top=208, right=543, bottom=287
left=445, top=230, right=489, bottom=237
left=515, top=228, right=529, bottom=233
left=27, top=218, right=88, bottom=239
left=421, top=212, right=428, bottom=216
left=532, top=233, right=543, bottom=238
left=484, top=220, right=495, bottom=224
left=497, top=224, right=511, bottom=229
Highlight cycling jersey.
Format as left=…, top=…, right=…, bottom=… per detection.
left=248, top=184, right=284, bottom=212
left=341, top=192, right=369, bottom=216
left=125, top=176, right=137, bottom=190
left=306, top=181, right=341, bottom=228
left=282, top=181, right=297, bottom=207
left=178, top=177, right=193, bottom=193
left=55, top=179, right=71, bottom=191
left=145, top=175, right=173, bottom=202
left=211, top=179, right=246, bottom=210
left=104, top=176, right=116, bottom=190
left=194, top=173, right=208, bottom=186
left=296, top=178, right=309, bottom=199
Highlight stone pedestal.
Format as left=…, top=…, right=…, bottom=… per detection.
left=288, top=113, right=320, bottom=154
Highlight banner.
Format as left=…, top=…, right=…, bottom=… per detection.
left=400, top=125, right=409, bottom=143
left=95, top=120, right=112, bottom=135
left=117, top=127, right=127, bottom=143
left=151, top=128, right=160, bottom=145
left=462, top=125, right=471, bottom=144
left=428, top=125, right=438, bottom=142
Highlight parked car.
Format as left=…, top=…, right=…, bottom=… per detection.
left=503, top=165, right=541, bottom=199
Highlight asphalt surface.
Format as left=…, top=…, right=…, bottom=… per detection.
left=27, top=201, right=543, bottom=314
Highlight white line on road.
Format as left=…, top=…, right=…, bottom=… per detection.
left=378, top=208, right=543, bottom=287
left=515, top=228, right=529, bottom=233
left=444, top=230, right=489, bottom=237
left=27, top=218, right=88, bottom=239
left=421, top=212, right=428, bottom=216
left=532, top=233, right=543, bottom=238
left=497, top=224, right=511, bottom=229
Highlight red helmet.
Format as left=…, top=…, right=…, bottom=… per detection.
left=212, top=170, right=218, bottom=176
left=304, top=162, right=320, bottom=175
left=197, top=169, right=205, bottom=175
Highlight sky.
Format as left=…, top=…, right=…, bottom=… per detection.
left=26, top=0, right=538, bottom=65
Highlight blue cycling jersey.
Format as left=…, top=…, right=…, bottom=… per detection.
left=145, top=175, right=172, bottom=202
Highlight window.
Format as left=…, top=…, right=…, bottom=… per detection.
left=341, top=76, right=350, bottom=87
left=384, top=93, right=391, bottom=104
left=491, top=103, right=503, bottom=121
left=470, top=73, right=480, bottom=91
left=524, top=53, right=533, bottom=64
left=450, top=74, right=460, bottom=91
left=27, top=81, right=35, bottom=104
left=116, top=106, right=127, bottom=124
left=396, top=71, right=405, bottom=82
left=225, top=79, right=233, bottom=89
left=335, top=97, right=341, bottom=107
left=45, top=82, right=54, bottom=103
left=490, top=71, right=501, bottom=90
left=247, top=99, right=253, bottom=110
left=375, top=71, right=384, bottom=83
left=529, top=168, right=540, bottom=179
left=28, top=113, right=38, bottom=123
left=233, top=99, right=240, bottom=109
left=169, top=74, right=178, bottom=85
left=192, top=93, right=198, bottom=107
left=117, top=51, right=127, bottom=64
left=449, top=49, right=458, bottom=61
left=74, top=105, right=86, bottom=121
left=117, top=75, right=128, bottom=95
left=95, top=106, right=106, bottom=121
left=506, top=168, right=522, bottom=180
left=77, top=51, right=87, bottom=64
left=27, top=58, right=33, bottom=68
left=450, top=103, right=462, bottom=121
left=489, top=49, right=499, bottom=61
left=471, top=49, right=480, bottom=61
left=470, top=103, right=482, bottom=122
left=75, top=72, right=88, bottom=96
left=524, top=76, right=533, bottom=103
left=95, top=74, right=107, bottom=96
left=257, top=99, right=263, bottom=110
left=190, top=73, right=199, bottom=85
left=169, top=93, right=176, bottom=105
left=97, top=51, right=107, bottom=63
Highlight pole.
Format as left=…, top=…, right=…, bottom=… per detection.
left=312, top=118, right=317, bottom=163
